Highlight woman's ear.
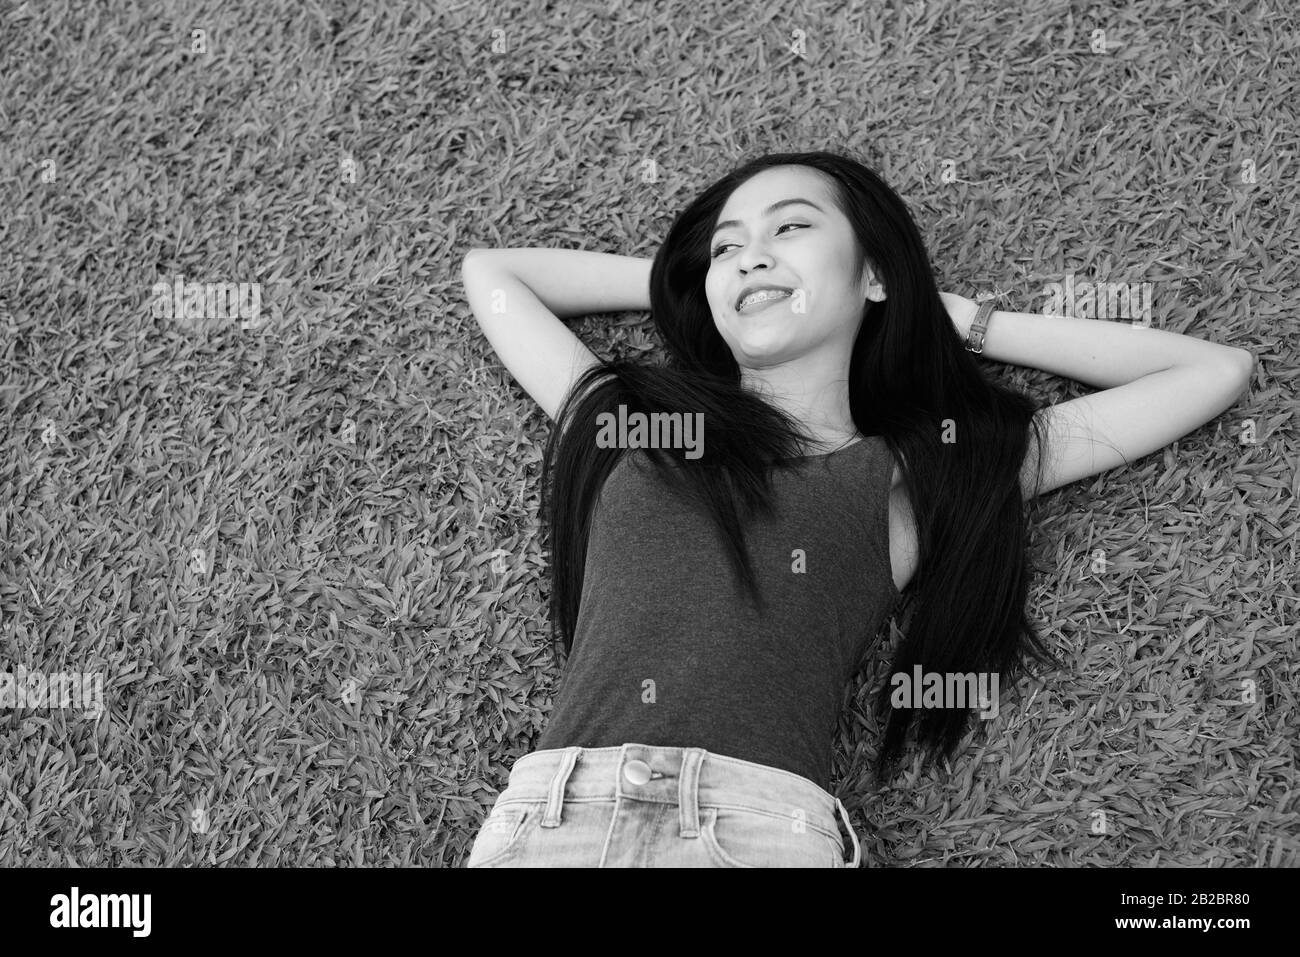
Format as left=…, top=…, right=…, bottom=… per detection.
left=861, top=262, right=887, bottom=303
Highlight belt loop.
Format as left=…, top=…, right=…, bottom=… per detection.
left=678, top=748, right=706, bottom=838
left=541, top=747, right=581, bottom=828
left=835, top=797, right=861, bottom=868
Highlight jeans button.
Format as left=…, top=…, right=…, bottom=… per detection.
left=622, top=759, right=652, bottom=785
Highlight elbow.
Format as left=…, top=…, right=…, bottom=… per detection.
left=1230, top=346, right=1254, bottom=380
left=1224, top=348, right=1254, bottom=401
left=461, top=247, right=504, bottom=273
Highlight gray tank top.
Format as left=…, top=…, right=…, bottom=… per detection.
left=535, top=434, right=901, bottom=791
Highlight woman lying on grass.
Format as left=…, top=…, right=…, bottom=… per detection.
left=458, top=149, right=1253, bottom=868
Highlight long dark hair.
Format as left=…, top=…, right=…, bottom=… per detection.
left=538, top=149, right=1056, bottom=779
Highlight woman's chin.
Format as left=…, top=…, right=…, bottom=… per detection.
left=732, top=340, right=799, bottom=365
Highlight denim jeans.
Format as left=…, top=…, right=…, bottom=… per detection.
left=466, top=743, right=861, bottom=868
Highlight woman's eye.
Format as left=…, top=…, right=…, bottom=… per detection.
left=710, top=222, right=807, bottom=259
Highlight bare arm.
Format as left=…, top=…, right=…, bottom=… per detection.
left=940, top=293, right=1250, bottom=385
left=460, top=248, right=652, bottom=421
left=940, top=293, right=1254, bottom=497
left=466, top=247, right=653, bottom=318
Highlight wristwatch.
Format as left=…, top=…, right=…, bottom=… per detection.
left=964, top=299, right=996, bottom=354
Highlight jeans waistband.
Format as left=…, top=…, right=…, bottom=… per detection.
left=502, top=743, right=861, bottom=867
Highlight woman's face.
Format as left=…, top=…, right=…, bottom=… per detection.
left=704, top=165, right=885, bottom=369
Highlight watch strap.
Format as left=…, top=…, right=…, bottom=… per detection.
left=965, top=299, right=996, bottom=354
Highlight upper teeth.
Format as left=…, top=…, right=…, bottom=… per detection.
left=740, top=289, right=790, bottom=308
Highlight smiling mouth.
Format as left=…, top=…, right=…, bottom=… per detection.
left=737, top=290, right=793, bottom=312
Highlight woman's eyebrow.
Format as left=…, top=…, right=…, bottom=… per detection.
left=712, top=198, right=825, bottom=236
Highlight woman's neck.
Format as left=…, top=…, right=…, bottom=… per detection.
left=739, top=360, right=857, bottom=455
left=798, top=427, right=864, bottom=456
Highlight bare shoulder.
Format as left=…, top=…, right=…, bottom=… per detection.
left=887, top=458, right=919, bottom=594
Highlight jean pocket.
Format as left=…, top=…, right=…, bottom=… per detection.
left=466, top=803, right=534, bottom=868
left=700, top=806, right=843, bottom=868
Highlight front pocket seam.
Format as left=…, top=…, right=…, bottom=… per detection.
left=824, top=830, right=845, bottom=868
left=467, top=806, right=531, bottom=868
left=705, top=802, right=842, bottom=843
left=700, top=809, right=755, bottom=868
left=703, top=807, right=845, bottom=868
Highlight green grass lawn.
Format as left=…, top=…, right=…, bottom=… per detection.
left=1, top=0, right=1296, bottom=867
